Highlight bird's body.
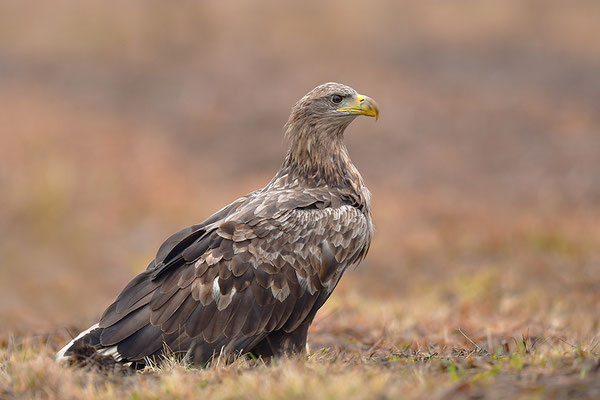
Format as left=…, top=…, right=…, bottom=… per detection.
left=57, top=82, right=379, bottom=367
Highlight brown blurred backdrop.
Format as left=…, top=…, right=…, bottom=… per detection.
left=1, top=1, right=599, bottom=340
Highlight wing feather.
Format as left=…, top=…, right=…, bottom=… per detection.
left=92, top=190, right=371, bottom=365
left=99, top=290, right=154, bottom=327
left=112, top=271, right=160, bottom=314
left=150, top=287, right=189, bottom=326
left=185, top=302, right=217, bottom=338
left=202, top=306, right=235, bottom=343
left=116, top=323, right=164, bottom=360
left=223, top=293, right=251, bottom=338
left=161, top=294, right=198, bottom=334
left=283, top=291, right=319, bottom=332
left=241, top=301, right=265, bottom=336
left=149, top=283, right=180, bottom=310
left=100, top=306, right=151, bottom=345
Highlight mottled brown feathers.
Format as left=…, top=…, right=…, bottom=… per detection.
left=57, top=82, right=376, bottom=367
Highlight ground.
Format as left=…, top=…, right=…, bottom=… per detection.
left=1, top=1, right=599, bottom=399
left=2, top=279, right=600, bottom=399
left=2, top=202, right=599, bottom=399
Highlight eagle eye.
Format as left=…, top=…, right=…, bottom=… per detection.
left=331, top=94, right=343, bottom=104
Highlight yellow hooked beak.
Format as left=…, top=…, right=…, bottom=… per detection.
left=336, top=94, right=380, bottom=120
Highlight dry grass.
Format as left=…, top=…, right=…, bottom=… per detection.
left=2, top=1, right=600, bottom=398
left=2, top=310, right=599, bottom=399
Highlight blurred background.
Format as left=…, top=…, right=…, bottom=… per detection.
left=1, top=1, right=599, bottom=345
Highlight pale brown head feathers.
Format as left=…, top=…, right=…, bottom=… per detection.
left=279, top=83, right=379, bottom=188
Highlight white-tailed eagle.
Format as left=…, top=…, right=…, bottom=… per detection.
left=56, top=82, right=379, bottom=367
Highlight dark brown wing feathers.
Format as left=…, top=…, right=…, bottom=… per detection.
left=93, top=185, right=371, bottom=363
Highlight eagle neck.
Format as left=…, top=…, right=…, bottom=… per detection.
left=271, top=119, right=365, bottom=193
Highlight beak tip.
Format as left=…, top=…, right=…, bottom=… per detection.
left=365, top=96, right=380, bottom=121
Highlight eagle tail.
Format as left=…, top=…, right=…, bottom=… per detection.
left=56, top=324, right=123, bottom=363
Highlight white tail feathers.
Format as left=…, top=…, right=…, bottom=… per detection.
left=55, top=323, right=99, bottom=362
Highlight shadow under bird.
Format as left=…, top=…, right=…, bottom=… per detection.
left=56, top=82, right=380, bottom=367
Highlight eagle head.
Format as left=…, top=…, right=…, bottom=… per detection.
left=289, top=82, right=379, bottom=127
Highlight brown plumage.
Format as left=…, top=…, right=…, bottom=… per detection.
left=56, top=82, right=379, bottom=367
